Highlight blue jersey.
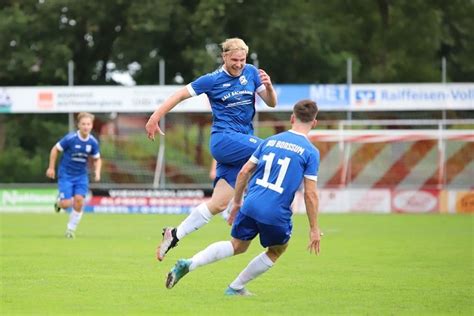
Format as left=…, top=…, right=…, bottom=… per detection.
left=241, top=130, right=320, bottom=226
left=56, top=131, right=100, bottom=177
left=187, top=64, right=265, bottom=135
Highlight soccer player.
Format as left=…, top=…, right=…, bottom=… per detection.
left=145, top=37, right=277, bottom=261
left=165, top=99, right=321, bottom=295
left=46, top=112, right=101, bottom=239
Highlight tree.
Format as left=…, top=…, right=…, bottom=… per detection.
left=0, top=0, right=472, bottom=85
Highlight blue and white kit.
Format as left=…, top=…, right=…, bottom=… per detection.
left=56, top=131, right=100, bottom=199
left=187, top=64, right=266, bottom=187
left=232, top=130, right=320, bottom=247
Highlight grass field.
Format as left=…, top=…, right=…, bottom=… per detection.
left=1, top=213, right=473, bottom=315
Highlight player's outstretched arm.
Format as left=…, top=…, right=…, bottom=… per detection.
left=303, top=177, right=321, bottom=255
left=257, top=69, right=277, bottom=108
left=145, top=87, right=192, bottom=140
left=46, top=146, right=59, bottom=179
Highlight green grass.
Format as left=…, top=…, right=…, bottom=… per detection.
left=1, top=213, right=473, bottom=315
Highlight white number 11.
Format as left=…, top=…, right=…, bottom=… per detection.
left=255, top=153, right=291, bottom=194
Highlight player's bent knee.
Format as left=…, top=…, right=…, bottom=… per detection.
left=60, top=199, right=73, bottom=209
left=73, top=197, right=85, bottom=211
left=267, top=244, right=288, bottom=262
left=207, top=200, right=230, bottom=214
left=231, top=239, right=250, bottom=255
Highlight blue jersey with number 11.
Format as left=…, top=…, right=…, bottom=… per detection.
left=241, top=130, right=320, bottom=226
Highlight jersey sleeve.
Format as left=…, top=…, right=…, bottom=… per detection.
left=303, top=149, right=320, bottom=182
left=187, top=73, right=215, bottom=97
left=249, top=141, right=265, bottom=163
left=91, top=140, right=100, bottom=159
left=56, top=134, right=71, bottom=152
left=250, top=65, right=265, bottom=93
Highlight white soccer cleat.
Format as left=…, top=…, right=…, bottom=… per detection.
left=156, top=227, right=179, bottom=261
left=65, top=229, right=75, bottom=239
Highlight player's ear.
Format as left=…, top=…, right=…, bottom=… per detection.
left=312, top=119, right=318, bottom=128
left=290, top=114, right=295, bottom=124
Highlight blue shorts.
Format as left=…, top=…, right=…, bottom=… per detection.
left=58, top=173, right=89, bottom=200
left=210, top=132, right=262, bottom=188
left=231, top=212, right=292, bottom=248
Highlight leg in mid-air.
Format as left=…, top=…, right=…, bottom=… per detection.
left=156, top=178, right=234, bottom=261
left=55, top=177, right=73, bottom=213
left=157, top=132, right=261, bottom=261
left=54, top=197, right=61, bottom=213
left=165, top=238, right=250, bottom=289
left=54, top=197, right=72, bottom=213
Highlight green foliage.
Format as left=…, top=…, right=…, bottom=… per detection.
left=1, top=213, right=472, bottom=314
left=0, top=0, right=472, bottom=85
left=0, top=1, right=472, bottom=183
left=0, top=114, right=68, bottom=182
left=0, top=147, right=43, bottom=182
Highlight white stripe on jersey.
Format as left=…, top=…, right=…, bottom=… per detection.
left=304, top=174, right=318, bottom=181
left=186, top=84, right=197, bottom=97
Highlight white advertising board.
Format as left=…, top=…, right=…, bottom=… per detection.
left=1, top=83, right=472, bottom=113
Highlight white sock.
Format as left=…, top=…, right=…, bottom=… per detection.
left=67, top=210, right=83, bottom=231
left=176, top=203, right=213, bottom=240
left=229, top=252, right=274, bottom=290
left=188, top=241, right=234, bottom=271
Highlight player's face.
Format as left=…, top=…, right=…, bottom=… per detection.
left=223, top=50, right=247, bottom=77
left=78, top=117, right=93, bottom=136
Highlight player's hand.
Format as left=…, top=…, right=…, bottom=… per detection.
left=145, top=117, right=165, bottom=141
left=258, top=69, right=273, bottom=88
left=46, top=168, right=55, bottom=179
left=307, top=227, right=321, bottom=255
left=226, top=203, right=241, bottom=226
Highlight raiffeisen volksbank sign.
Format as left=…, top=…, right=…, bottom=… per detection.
left=1, top=83, right=472, bottom=113
left=351, top=84, right=474, bottom=111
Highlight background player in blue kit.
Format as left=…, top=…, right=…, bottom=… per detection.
left=145, top=38, right=277, bottom=261
left=46, top=112, right=101, bottom=239
left=165, top=99, right=321, bottom=295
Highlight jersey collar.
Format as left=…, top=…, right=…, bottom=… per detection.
left=76, top=131, right=90, bottom=141
left=288, top=129, right=308, bottom=139
left=221, top=65, right=245, bottom=77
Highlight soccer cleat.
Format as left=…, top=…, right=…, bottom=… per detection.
left=166, top=259, right=191, bottom=289
left=54, top=201, right=61, bottom=213
left=65, top=229, right=75, bottom=239
left=224, top=287, right=254, bottom=296
left=156, top=227, right=179, bottom=261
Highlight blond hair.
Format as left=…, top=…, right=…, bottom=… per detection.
left=77, top=112, right=95, bottom=123
left=221, top=38, right=249, bottom=55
